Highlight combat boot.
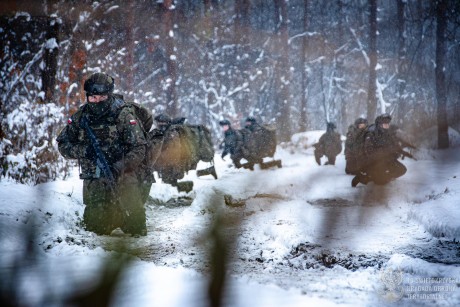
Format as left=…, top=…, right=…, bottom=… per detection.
left=351, top=176, right=360, bottom=187
left=196, top=166, right=218, bottom=179
left=260, top=160, right=282, bottom=169
left=176, top=181, right=194, bottom=193
left=241, top=162, right=254, bottom=170
left=315, top=156, right=321, bottom=165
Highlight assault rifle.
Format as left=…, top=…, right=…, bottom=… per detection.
left=80, top=116, right=117, bottom=191
left=397, top=137, right=417, bottom=150
left=399, top=149, right=417, bottom=161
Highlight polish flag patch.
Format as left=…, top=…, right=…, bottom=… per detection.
left=67, top=118, right=72, bottom=124
left=129, top=119, right=137, bottom=125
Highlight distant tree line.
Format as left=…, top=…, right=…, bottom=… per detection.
left=1, top=0, right=459, bottom=183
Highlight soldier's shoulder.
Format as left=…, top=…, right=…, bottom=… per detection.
left=67, top=106, right=86, bottom=123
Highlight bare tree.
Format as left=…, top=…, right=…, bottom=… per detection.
left=435, top=0, right=449, bottom=148
left=124, top=1, right=135, bottom=99
left=367, top=0, right=378, bottom=120
left=396, top=0, right=408, bottom=126
left=235, top=0, right=250, bottom=48
left=41, top=14, right=60, bottom=104
left=299, top=0, right=310, bottom=132
left=274, top=0, right=291, bottom=141
left=162, top=0, right=178, bottom=117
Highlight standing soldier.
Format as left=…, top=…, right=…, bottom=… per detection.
left=314, top=122, right=342, bottom=166
left=352, top=113, right=407, bottom=187
left=219, top=119, right=244, bottom=168
left=345, top=117, right=368, bottom=175
left=57, top=73, right=149, bottom=236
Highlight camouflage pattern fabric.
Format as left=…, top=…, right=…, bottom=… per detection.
left=152, top=122, right=215, bottom=184
left=345, top=125, right=367, bottom=174
left=241, top=124, right=277, bottom=163
left=57, top=94, right=149, bottom=235
left=314, top=131, right=342, bottom=165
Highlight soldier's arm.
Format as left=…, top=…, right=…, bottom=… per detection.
left=56, top=115, right=88, bottom=160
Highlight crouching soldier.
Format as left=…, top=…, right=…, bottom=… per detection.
left=345, top=117, right=368, bottom=175
left=352, top=113, right=407, bottom=187
left=57, top=73, right=148, bottom=236
left=314, top=122, right=342, bottom=166
left=219, top=119, right=245, bottom=168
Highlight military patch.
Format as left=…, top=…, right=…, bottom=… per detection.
left=68, top=118, right=72, bottom=124
left=129, top=119, right=137, bottom=125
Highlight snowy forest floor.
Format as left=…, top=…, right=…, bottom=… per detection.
left=2, top=143, right=460, bottom=306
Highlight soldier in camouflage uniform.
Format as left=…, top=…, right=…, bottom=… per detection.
left=351, top=113, right=407, bottom=187
left=314, top=122, right=342, bottom=166
left=57, top=73, right=149, bottom=236
left=219, top=119, right=245, bottom=168
left=345, top=117, right=368, bottom=175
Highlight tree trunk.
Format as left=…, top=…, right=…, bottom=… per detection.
left=204, top=0, right=214, bottom=125
left=435, top=0, right=449, bottom=149
left=41, top=15, right=60, bottom=104
left=396, top=0, right=408, bottom=127
left=235, top=0, right=250, bottom=47
left=367, top=0, right=377, bottom=120
left=162, top=0, right=178, bottom=117
left=299, top=0, right=309, bottom=132
left=274, top=0, right=291, bottom=142
left=234, top=0, right=250, bottom=116
left=125, top=1, right=135, bottom=99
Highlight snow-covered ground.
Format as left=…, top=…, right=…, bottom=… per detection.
left=1, top=131, right=460, bottom=306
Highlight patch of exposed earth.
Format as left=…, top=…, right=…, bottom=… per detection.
left=44, top=195, right=460, bottom=304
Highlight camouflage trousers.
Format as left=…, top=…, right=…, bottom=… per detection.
left=314, top=148, right=338, bottom=165
left=82, top=173, right=147, bottom=235
left=345, top=155, right=363, bottom=175
left=362, top=159, right=407, bottom=185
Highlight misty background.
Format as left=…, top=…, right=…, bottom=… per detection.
left=1, top=0, right=459, bottom=185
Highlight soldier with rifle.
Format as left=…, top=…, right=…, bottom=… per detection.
left=352, top=113, right=410, bottom=187
left=57, top=73, right=149, bottom=236
left=314, top=122, right=342, bottom=166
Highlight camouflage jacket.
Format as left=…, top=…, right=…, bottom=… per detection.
left=222, top=128, right=244, bottom=157
left=363, top=125, right=401, bottom=163
left=57, top=94, right=147, bottom=180
left=345, top=125, right=367, bottom=158
left=317, top=131, right=342, bottom=156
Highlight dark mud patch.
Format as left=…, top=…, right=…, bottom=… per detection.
left=147, top=196, right=194, bottom=208
left=285, top=242, right=389, bottom=271
left=308, top=197, right=361, bottom=207
left=396, top=239, right=460, bottom=265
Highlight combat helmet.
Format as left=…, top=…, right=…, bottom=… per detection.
left=154, top=113, right=172, bottom=124
left=375, top=113, right=392, bottom=125
left=354, top=117, right=368, bottom=127
left=245, top=116, right=257, bottom=124
left=219, top=119, right=231, bottom=126
left=326, top=122, right=337, bottom=131
left=84, top=73, right=115, bottom=96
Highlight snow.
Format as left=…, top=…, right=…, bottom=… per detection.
left=1, top=140, right=460, bottom=306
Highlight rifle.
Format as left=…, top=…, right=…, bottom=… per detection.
left=397, top=137, right=417, bottom=150
left=399, top=149, right=417, bottom=161
left=80, top=116, right=117, bottom=192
